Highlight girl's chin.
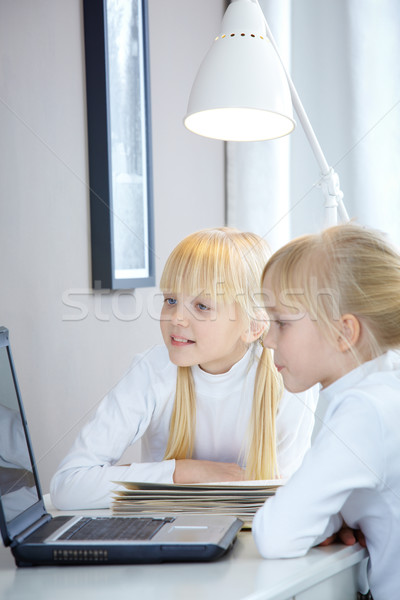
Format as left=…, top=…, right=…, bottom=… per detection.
left=281, top=376, right=307, bottom=394
left=286, top=383, right=310, bottom=394
left=167, top=351, right=195, bottom=368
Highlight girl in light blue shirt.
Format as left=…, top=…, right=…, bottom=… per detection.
left=254, top=223, right=400, bottom=600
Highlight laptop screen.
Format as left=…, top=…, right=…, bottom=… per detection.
left=0, top=345, right=41, bottom=524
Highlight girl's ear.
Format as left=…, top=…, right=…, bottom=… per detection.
left=337, top=314, right=361, bottom=352
left=242, top=320, right=267, bottom=345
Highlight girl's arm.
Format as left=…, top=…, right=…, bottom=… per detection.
left=276, top=385, right=319, bottom=479
left=50, top=348, right=175, bottom=510
left=49, top=395, right=175, bottom=510
left=252, top=395, right=382, bottom=558
left=173, top=459, right=245, bottom=483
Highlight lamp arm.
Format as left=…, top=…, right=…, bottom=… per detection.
left=254, top=0, right=349, bottom=225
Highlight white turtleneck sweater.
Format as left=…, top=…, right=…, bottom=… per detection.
left=50, top=345, right=318, bottom=511
left=252, top=351, right=400, bottom=600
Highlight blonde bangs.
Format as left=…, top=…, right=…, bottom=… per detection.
left=160, top=228, right=271, bottom=317
left=263, top=235, right=320, bottom=312
left=263, top=233, right=343, bottom=343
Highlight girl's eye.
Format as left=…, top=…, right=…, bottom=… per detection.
left=196, top=303, right=209, bottom=311
left=276, top=320, right=287, bottom=328
left=269, top=318, right=285, bottom=328
left=164, top=297, right=177, bottom=306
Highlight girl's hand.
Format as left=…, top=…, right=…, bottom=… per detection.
left=173, top=459, right=245, bottom=484
left=319, top=524, right=366, bottom=548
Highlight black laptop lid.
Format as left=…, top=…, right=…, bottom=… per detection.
left=0, top=327, right=46, bottom=546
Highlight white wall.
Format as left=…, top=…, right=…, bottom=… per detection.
left=289, top=0, right=400, bottom=243
left=0, top=0, right=225, bottom=491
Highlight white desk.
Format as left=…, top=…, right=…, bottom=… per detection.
left=0, top=504, right=368, bottom=600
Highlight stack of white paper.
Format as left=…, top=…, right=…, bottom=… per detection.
left=112, top=480, right=284, bottom=528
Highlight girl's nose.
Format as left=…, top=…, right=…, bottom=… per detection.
left=263, top=326, right=276, bottom=349
left=171, top=304, right=189, bottom=326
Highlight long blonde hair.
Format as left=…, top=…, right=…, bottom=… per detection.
left=159, top=227, right=283, bottom=479
left=263, top=223, right=400, bottom=357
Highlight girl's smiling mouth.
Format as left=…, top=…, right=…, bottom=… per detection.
left=171, top=336, right=195, bottom=346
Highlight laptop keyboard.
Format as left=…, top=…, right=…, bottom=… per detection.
left=58, top=517, right=173, bottom=541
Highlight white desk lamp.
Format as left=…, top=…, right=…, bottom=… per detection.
left=184, top=0, right=349, bottom=227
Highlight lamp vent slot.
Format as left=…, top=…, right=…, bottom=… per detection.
left=215, top=33, right=264, bottom=40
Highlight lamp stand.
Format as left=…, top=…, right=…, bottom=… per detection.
left=256, top=0, right=349, bottom=226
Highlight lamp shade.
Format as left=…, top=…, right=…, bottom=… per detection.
left=184, top=0, right=295, bottom=141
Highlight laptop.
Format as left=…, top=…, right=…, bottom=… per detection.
left=0, top=327, right=242, bottom=566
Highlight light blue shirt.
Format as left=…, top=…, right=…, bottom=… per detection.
left=253, top=350, right=400, bottom=600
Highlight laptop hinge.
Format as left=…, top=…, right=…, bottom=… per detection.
left=12, top=513, right=52, bottom=546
